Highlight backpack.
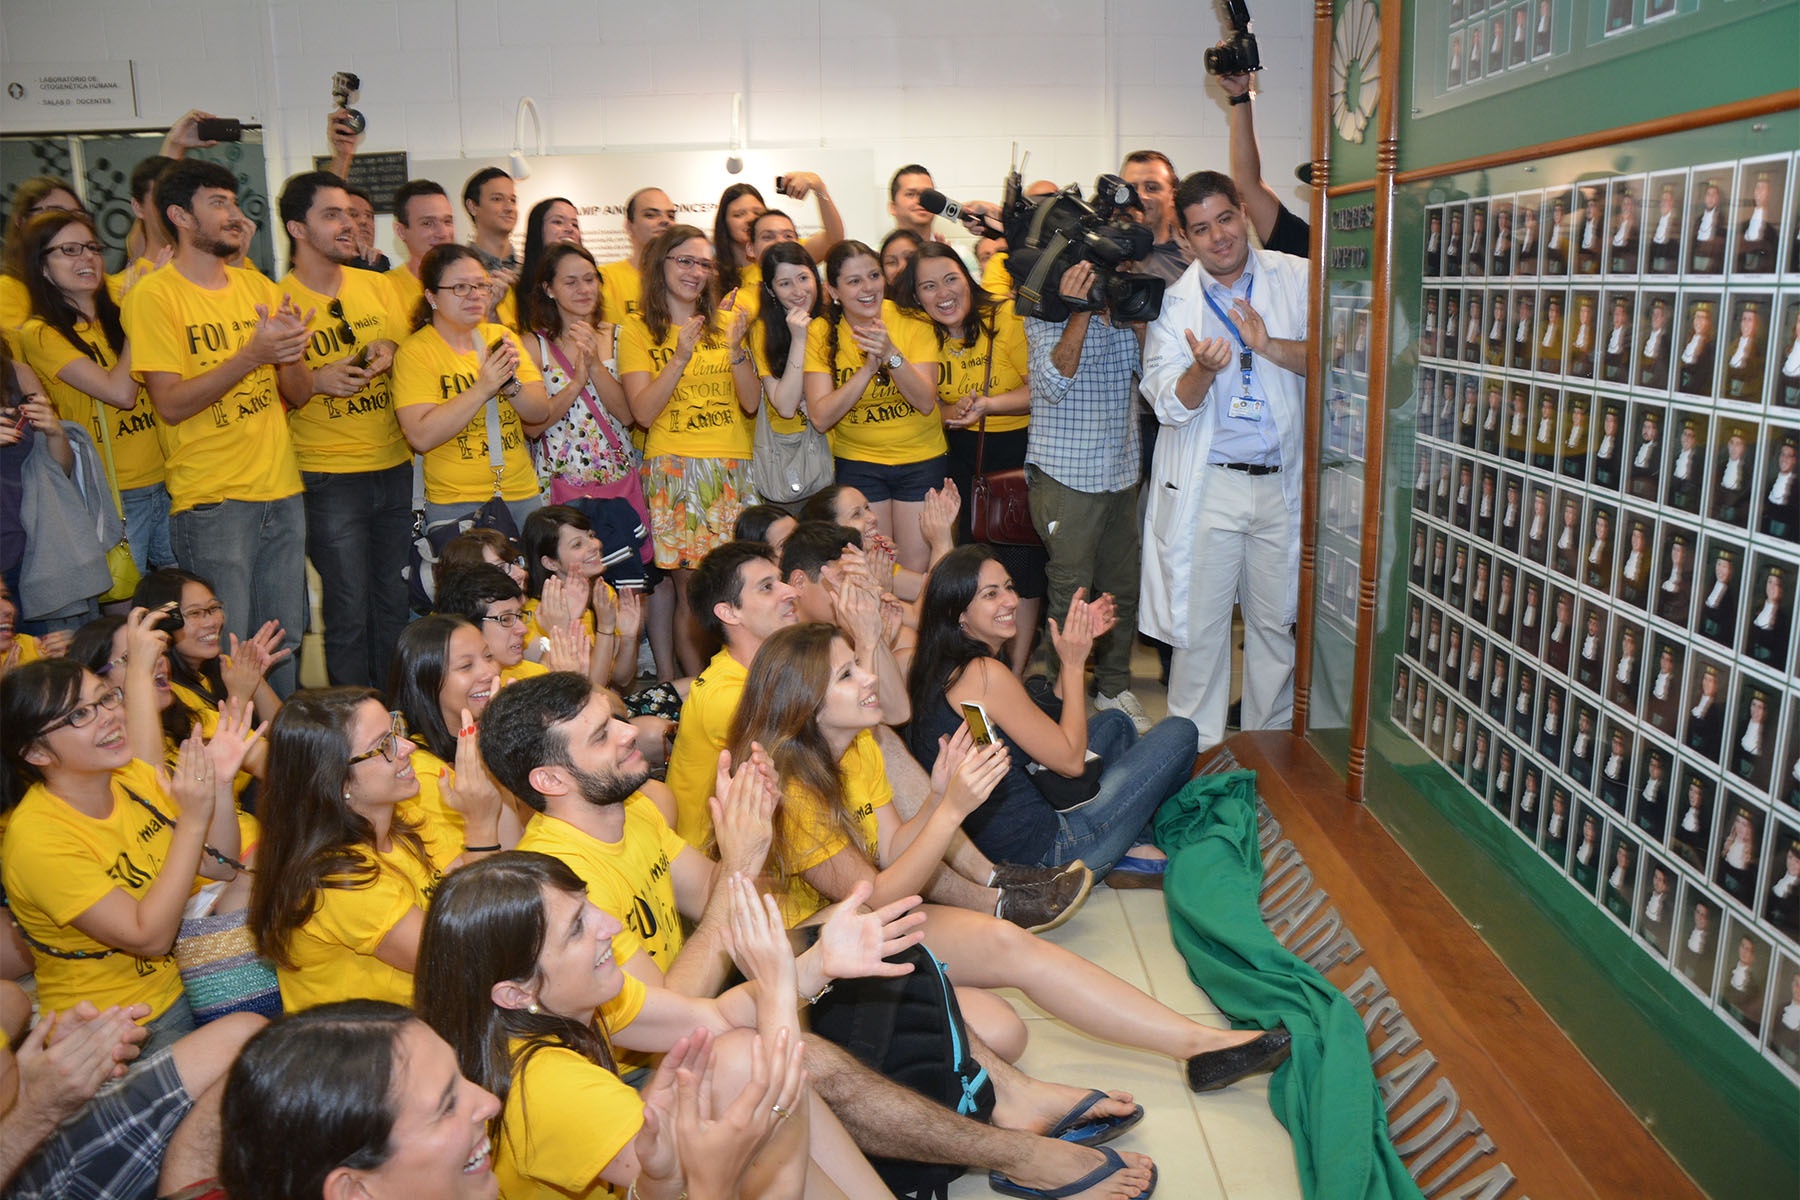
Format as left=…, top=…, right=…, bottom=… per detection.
left=807, top=941, right=997, bottom=1200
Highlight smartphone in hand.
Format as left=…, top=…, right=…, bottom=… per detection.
left=961, top=700, right=996, bottom=746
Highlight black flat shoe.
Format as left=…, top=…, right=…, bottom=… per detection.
left=1185, top=1026, right=1292, bottom=1093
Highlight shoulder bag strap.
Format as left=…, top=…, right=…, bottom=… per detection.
left=973, top=329, right=997, bottom=475
left=542, top=332, right=629, bottom=458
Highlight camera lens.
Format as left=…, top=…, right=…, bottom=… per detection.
left=344, top=108, right=367, bottom=136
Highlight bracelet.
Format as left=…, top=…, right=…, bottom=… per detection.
left=595, top=627, right=617, bottom=636
left=731, top=351, right=751, bottom=365
left=626, top=1184, right=686, bottom=1200
left=464, top=843, right=501, bottom=854
left=1229, top=92, right=1251, bottom=106
left=802, top=982, right=833, bottom=1005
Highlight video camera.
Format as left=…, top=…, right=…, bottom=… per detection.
left=332, top=71, right=366, bottom=136
left=1204, top=0, right=1262, bottom=77
left=1002, top=167, right=1166, bottom=324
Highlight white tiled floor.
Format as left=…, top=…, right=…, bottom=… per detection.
left=947, top=635, right=1302, bottom=1199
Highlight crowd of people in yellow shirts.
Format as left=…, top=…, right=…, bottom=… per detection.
left=0, top=107, right=1296, bottom=1200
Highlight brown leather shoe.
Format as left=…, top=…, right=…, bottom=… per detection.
left=996, top=867, right=1095, bottom=934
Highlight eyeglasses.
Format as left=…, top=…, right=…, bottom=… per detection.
left=665, top=255, right=716, bottom=273
left=348, top=711, right=412, bottom=765
left=39, top=687, right=125, bottom=736
left=327, top=298, right=357, bottom=346
left=48, top=241, right=104, bottom=259
left=98, top=653, right=129, bottom=678
left=480, top=611, right=526, bottom=629
left=435, top=280, right=492, bottom=298
left=181, top=603, right=225, bottom=623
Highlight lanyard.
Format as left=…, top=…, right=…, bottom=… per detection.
left=1201, top=275, right=1255, bottom=401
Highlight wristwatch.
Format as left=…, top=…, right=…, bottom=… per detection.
left=885, top=352, right=904, bottom=370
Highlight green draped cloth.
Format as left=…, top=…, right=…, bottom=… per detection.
left=1155, top=769, right=1423, bottom=1200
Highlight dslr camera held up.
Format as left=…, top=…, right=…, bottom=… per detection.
left=1006, top=174, right=1166, bottom=324
left=1204, top=0, right=1262, bottom=77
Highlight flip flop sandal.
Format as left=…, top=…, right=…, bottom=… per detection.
left=989, top=1145, right=1158, bottom=1199
left=1045, top=1088, right=1146, bottom=1146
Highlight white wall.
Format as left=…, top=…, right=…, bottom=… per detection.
left=0, top=0, right=1314, bottom=242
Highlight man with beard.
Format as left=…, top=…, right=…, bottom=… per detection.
left=480, top=670, right=1164, bottom=1200
left=277, top=170, right=410, bottom=688
left=122, top=158, right=312, bottom=693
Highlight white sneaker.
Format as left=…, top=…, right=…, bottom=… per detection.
left=1095, top=689, right=1153, bottom=734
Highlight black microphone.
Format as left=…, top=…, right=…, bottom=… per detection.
left=919, top=189, right=1004, bottom=235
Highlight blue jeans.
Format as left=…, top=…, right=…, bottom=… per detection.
left=169, top=494, right=306, bottom=696
left=1044, top=710, right=1199, bottom=875
left=304, top=466, right=414, bottom=688
left=120, top=482, right=175, bottom=573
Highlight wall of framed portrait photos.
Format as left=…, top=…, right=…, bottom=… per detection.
left=1305, top=0, right=1800, bottom=1184
left=1398, top=140, right=1800, bottom=1079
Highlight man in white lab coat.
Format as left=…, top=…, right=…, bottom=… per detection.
left=1139, top=170, right=1311, bottom=748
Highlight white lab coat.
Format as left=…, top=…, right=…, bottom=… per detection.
left=1137, top=247, right=1311, bottom=648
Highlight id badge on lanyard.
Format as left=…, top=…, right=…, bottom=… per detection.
left=1205, top=280, right=1263, bottom=421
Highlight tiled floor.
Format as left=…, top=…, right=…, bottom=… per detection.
left=947, top=635, right=1302, bottom=1199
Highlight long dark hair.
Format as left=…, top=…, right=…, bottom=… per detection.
left=519, top=504, right=590, bottom=601
left=388, top=614, right=476, bottom=760
left=0, top=659, right=85, bottom=814
left=905, top=544, right=1001, bottom=732
left=18, top=211, right=126, bottom=358
left=821, top=240, right=882, bottom=381
left=132, top=568, right=226, bottom=707
left=415, top=852, right=616, bottom=1124
left=67, top=615, right=195, bottom=751
left=513, top=197, right=577, bottom=333
left=411, top=243, right=485, bottom=331
left=727, top=623, right=863, bottom=887
left=892, top=240, right=999, bottom=348
left=528, top=241, right=602, bottom=338
left=756, top=241, right=821, bottom=372
left=712, top=182, right=764, bottom=291
left=640, top=224, right=719, bottom=345
left=248, top=687, right=432, bottom=969
left=219, top=1000, right=418, bottom=1200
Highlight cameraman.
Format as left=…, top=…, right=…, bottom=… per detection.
left=1023, top=260, right=1151, bottom=730
left=1140, top=171, right=1309, bottom=749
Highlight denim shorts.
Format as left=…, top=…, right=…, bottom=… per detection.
left=833, top=454, right=949, bottom=503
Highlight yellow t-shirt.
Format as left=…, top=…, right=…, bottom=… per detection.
left=392, top=322, right=544, bottom=504
left=597, top=258, right=643, bottom=324
left=522, top=595, right=610, bottom=650
left=616, top=312, right=753, bottom=461
left=496, top=1002, right=646, bottom=1200
left=274, top=793, right=459, bottom=1013
left=515, top=797, right=689, bottom=972
left=726, top=261, right=763, bottom=324
left=804, top=302, right=944, bottom=464
left=280, top=268, right=410, bottom=473
left=15, top=317, right=166, bottom=490
left=749, top=322, right=807, bottom=435
left=501, top=657, right=550, bottom=685
left=0, top=275, right=28, bottom=341
left=981, top=251, right=1014, bottom=298
left=8, top=633, right=44, bottom=665
left=120, top=263, right=303, bottom=511
left=932, top=299, right=1031, bottom=435
left=776, top=729, right=889, bottom=926
left=386, top=264, right=425, bottom=325
left=0, top=758, right=203, bottom=1018
left=664, top=647, right=747, bottom=847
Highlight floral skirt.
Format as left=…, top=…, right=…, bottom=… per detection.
left=642, top=455, right=755, bottom=569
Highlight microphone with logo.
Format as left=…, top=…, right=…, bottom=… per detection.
left=917, top=189, right=1006, bottom=237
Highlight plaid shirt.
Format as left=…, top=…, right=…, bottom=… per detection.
left=1024, top=314, right=1143, bottom=493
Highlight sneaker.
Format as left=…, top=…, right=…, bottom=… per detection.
left=995, top=868, right=1095, bottom=934
left=1095, top=688, right=1153, bottom=734
left=989, top=860, right=1090, bottom=889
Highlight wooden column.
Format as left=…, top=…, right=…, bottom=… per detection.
left=1343, top=0, right=1406, bottom=803
left=1291, top=0, right=1336, bottom=735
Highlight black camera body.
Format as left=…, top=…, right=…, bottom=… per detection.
left=1005, top=176, right=1166, bottom=324
left=332, top=71, right=366, bottom=136
left=1203, top=0, right=1262, bottom=76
